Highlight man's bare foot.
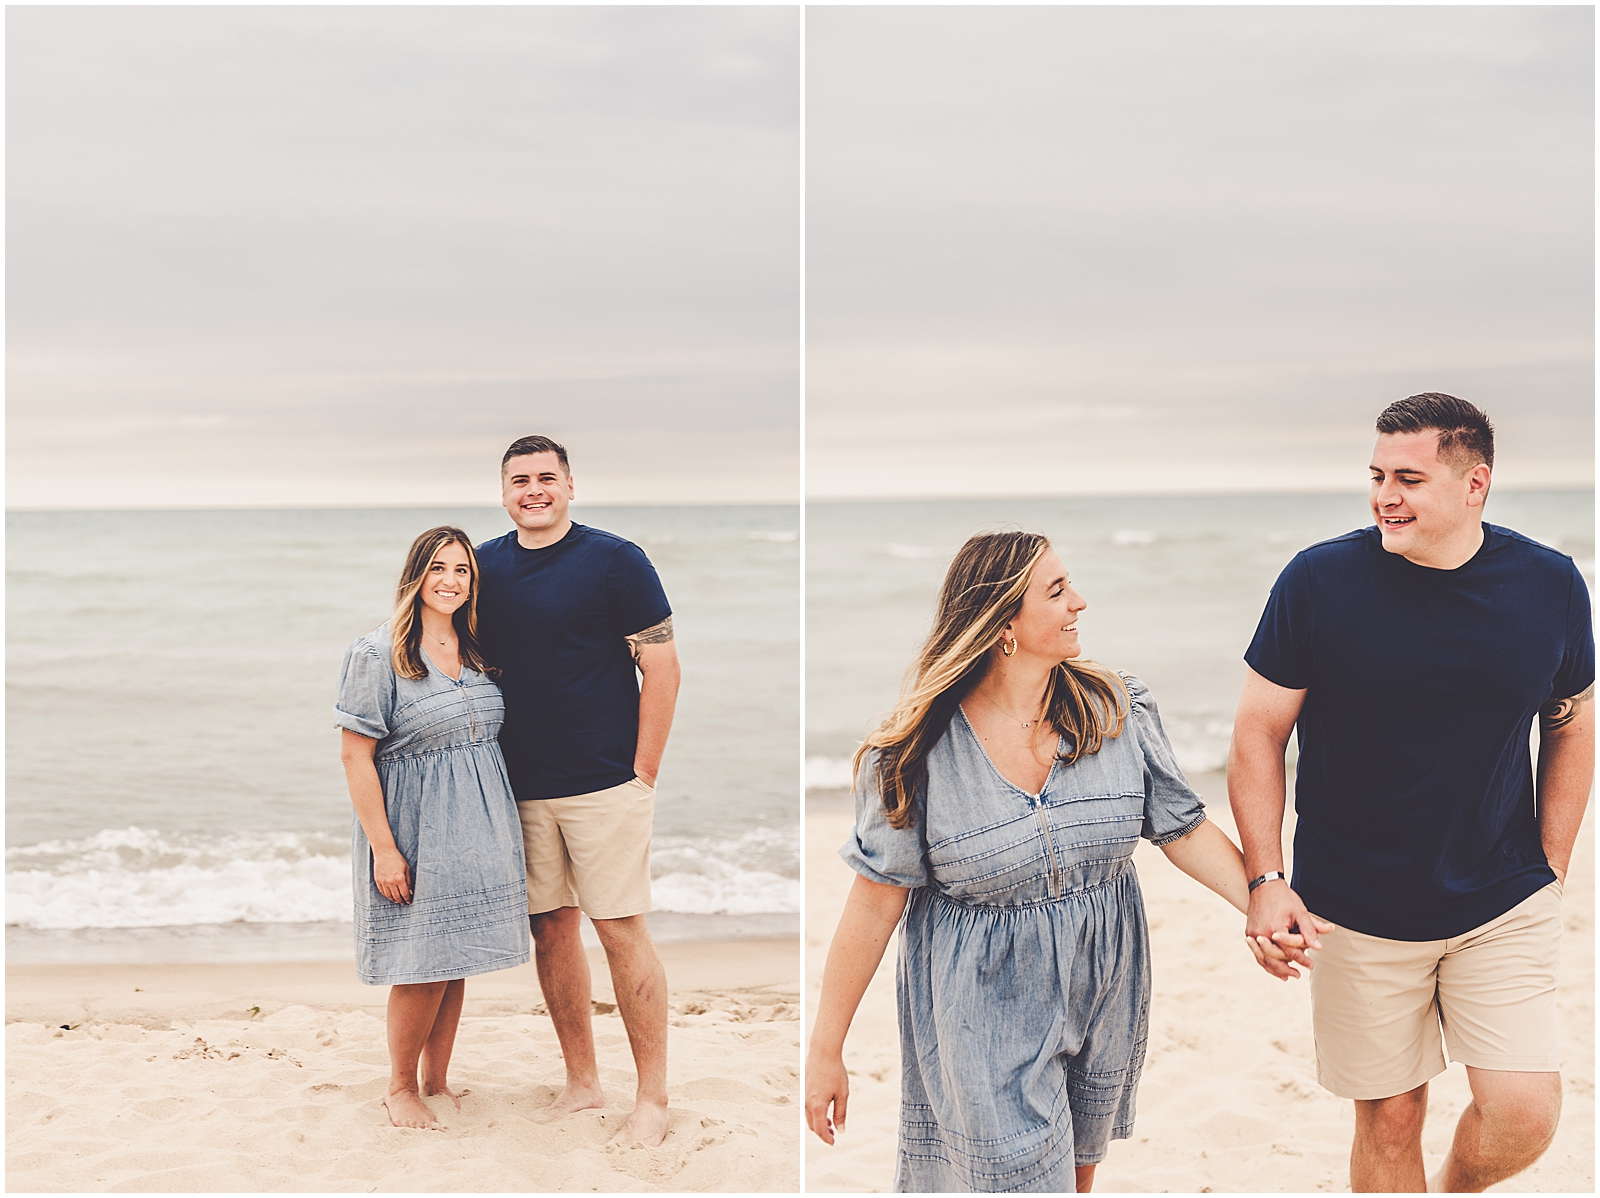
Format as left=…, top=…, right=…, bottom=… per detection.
left=383, top=1088, right=439, bottom=1129
left=607, top=1100, right=670, bottom=1148
left=422, top=1081, right=464, bottom=1112
left=534, top=1081, right=605, bottom=1123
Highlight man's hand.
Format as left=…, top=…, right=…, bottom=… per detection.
left=1244, top=879, right=1330, bottom=980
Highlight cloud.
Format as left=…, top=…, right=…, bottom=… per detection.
left=7, top=7, right=800, bottom=507
left=805, top=6, right=1593, bottom=497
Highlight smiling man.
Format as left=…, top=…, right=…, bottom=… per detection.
left=1227, top=394, right=1594, bottom=1192
left=474, top=433, right=681, bottom=1147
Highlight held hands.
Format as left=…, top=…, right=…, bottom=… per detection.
left=373, top=848, right=413, bottom=905
left=804, top=1047, right=850, bottom=1145
left=1244, top=879, right=1333, bottom=981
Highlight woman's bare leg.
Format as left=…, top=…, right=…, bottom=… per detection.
left=385, top=981, right=450, bottom=1127
left=420, top=978, right=467, bottom=1110
left=1076, top=1164, right=1097, bottom=1192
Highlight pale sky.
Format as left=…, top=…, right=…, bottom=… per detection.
left=7, top=7, right=800, bottom=508
left=807, top=7, right=1594, bottom=498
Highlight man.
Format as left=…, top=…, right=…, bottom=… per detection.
left=475, top=434, right=682, bottom=1147
left=1229, top=393, right=1593, bottom=1192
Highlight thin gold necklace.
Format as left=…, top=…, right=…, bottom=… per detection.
left=981, top=688, right=1044, bottom=730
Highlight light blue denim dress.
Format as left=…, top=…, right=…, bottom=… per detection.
left=335, top=624, right=530, bottom=986
left=842, top=674, right=1205, bottom=1192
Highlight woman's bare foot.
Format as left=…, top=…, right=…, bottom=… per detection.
left=607, top=1099, right=670, bottom=1148
left=383, top=1087, right=439, bottom=1129
left=534, top=1080, right=606, bottom=1123
left=421, top=1080, right=464, bottom=1113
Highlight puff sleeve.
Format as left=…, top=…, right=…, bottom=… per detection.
left=837, top=749, right=931, bottom=889
left=334, top=637, right=396, bottom=742
left=1124, top=674, right=1207, bottom=846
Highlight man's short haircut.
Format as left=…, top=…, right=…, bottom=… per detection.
left=1375, top=393, right=1495, bottom=473
left=501, top=435, right=570, bottom=475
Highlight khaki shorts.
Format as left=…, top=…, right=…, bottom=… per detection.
left=517, top=777, right=655, bottom=920
left=1309, top=880, right=1563, bottom=1100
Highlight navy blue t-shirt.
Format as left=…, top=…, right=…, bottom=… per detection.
left=475, top=524, right=672, bottom=801
left=1245, top=522, right=1593, bottom=941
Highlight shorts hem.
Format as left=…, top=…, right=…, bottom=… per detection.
left=581, top=902, right=653, bottom=921
left=1447, top=1053, right=1561, bottom=1073
left=1318, top=1059, right=1445, bottom=1101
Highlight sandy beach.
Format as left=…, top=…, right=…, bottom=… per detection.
left=7, top=938, right=800, bottom=1192
left=804, top=774, right=1595, bottom=1193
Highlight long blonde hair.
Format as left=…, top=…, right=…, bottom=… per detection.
left=390, top=526, right=494, bottom=681
left=854, top=530, right=1128, bottom=829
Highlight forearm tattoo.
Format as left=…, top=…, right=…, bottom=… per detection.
left=625, top=616, right=674, bottom=663
left=1541, top=682, right=1595, bottom=732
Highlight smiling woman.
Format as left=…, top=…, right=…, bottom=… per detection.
left=336, top=526, right=530, bottom=1129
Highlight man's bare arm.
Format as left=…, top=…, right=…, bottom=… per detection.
left=625, top=616, right=675, bottom=662
left=1537, top=682, right=1595, bottom=883
left=1228, top=667, right=1325, bottom=980
left=627, top=618, right=680, bottom=787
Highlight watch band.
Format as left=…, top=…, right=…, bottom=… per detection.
left=1247, top=871, right=1287, bottom=893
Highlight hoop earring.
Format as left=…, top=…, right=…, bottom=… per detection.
left=1002, top=636, right=1017, bottom=657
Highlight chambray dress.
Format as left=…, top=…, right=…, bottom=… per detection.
left=842, top=674, right=1205, bottom=1192
left=335, top=625, right=530, bottom=985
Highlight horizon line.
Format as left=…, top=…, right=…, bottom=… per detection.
left=803, top=482, right=1594, bottom=504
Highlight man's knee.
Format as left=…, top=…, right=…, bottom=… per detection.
left=530, top=905, right=582, bottom=948
left=1356, top=1086, right=1428, bottom=1156
left=590, top=913, right=653, bottom=954
left=1477, top=1072, right=1561, bottom=1150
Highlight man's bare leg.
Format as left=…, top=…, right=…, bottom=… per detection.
left=1430, top=1069, right=1560, bottom=1192
left=419, top=978, right=466, bottom=1111
left=385, top=981, right=450, bottom=1128
left=1352, top=1083, right=1428, bottom=1192
left=1075, top=1164, right=1096, bottom=1192
left=592, top=913, right=670, bottom=1146
left=530, top=906, right=605, bottom=1119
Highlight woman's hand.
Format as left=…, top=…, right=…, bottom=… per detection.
left=372, top=847, right=413, bottom=905
left=805, top=1047, right=850, bottom=1145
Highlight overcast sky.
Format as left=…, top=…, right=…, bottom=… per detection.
left=8, top=7, right=799, bottom=508
left=807, top=7, right=1594, bottom=498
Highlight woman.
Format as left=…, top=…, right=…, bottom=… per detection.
left=335, top=526, right=530, bottom=1129
left=804, top=531, right=1327, bottom=1192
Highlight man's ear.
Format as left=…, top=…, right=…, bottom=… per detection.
left=1465, top=463, right=1490, bottom=509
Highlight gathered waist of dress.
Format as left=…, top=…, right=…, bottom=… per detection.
left=376, top=739, right=504, bottom=765
left=925, top=860, right=1135, bottom=912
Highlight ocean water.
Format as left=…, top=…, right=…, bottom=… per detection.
left=7, top=505, right=799, bottom=959
left=806, top=491, right=1595, bottom=789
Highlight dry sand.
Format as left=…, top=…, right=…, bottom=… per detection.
left=804, top=775, right=1594, bottom=1193
left=7, top=939, right=800, bottom=1192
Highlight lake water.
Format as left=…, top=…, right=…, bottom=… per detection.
left=6, top=504, right=800, bottom=960
left=806, top=490, right=1594, bottom=788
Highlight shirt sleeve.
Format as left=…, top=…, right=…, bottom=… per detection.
left=607, top=541, right=673, bottom=638
left=1550, top=561, right=1596, bottom=701
left=1244, top=551, right=1315, bottom=690
left=838, top=749, right=930, bottom=888
left=334, top=639, right=396, bottom=740
left=1124, top=675, right=1208, bottom=846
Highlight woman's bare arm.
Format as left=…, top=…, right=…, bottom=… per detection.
left=339, top=728, right=411, bottom=905
left=1159, top=818, right=1250, bottom=913
left=804, top=874, right=910, bottom=1145
left=1159, top=817, right=1334, bottom=967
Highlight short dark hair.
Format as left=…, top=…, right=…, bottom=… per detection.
left=1375, top=393, right=1494, bottom=472
left=501, top=435, right=569, bottom=475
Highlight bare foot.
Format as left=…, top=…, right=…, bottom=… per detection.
left=383, top=1088, right=439, bottom=1129
left=607, top=1100, right=670, bottom=1148
left=422, top=1081, right=464, bottom=1113
left=534, top=1080, right=606, bottom=1123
